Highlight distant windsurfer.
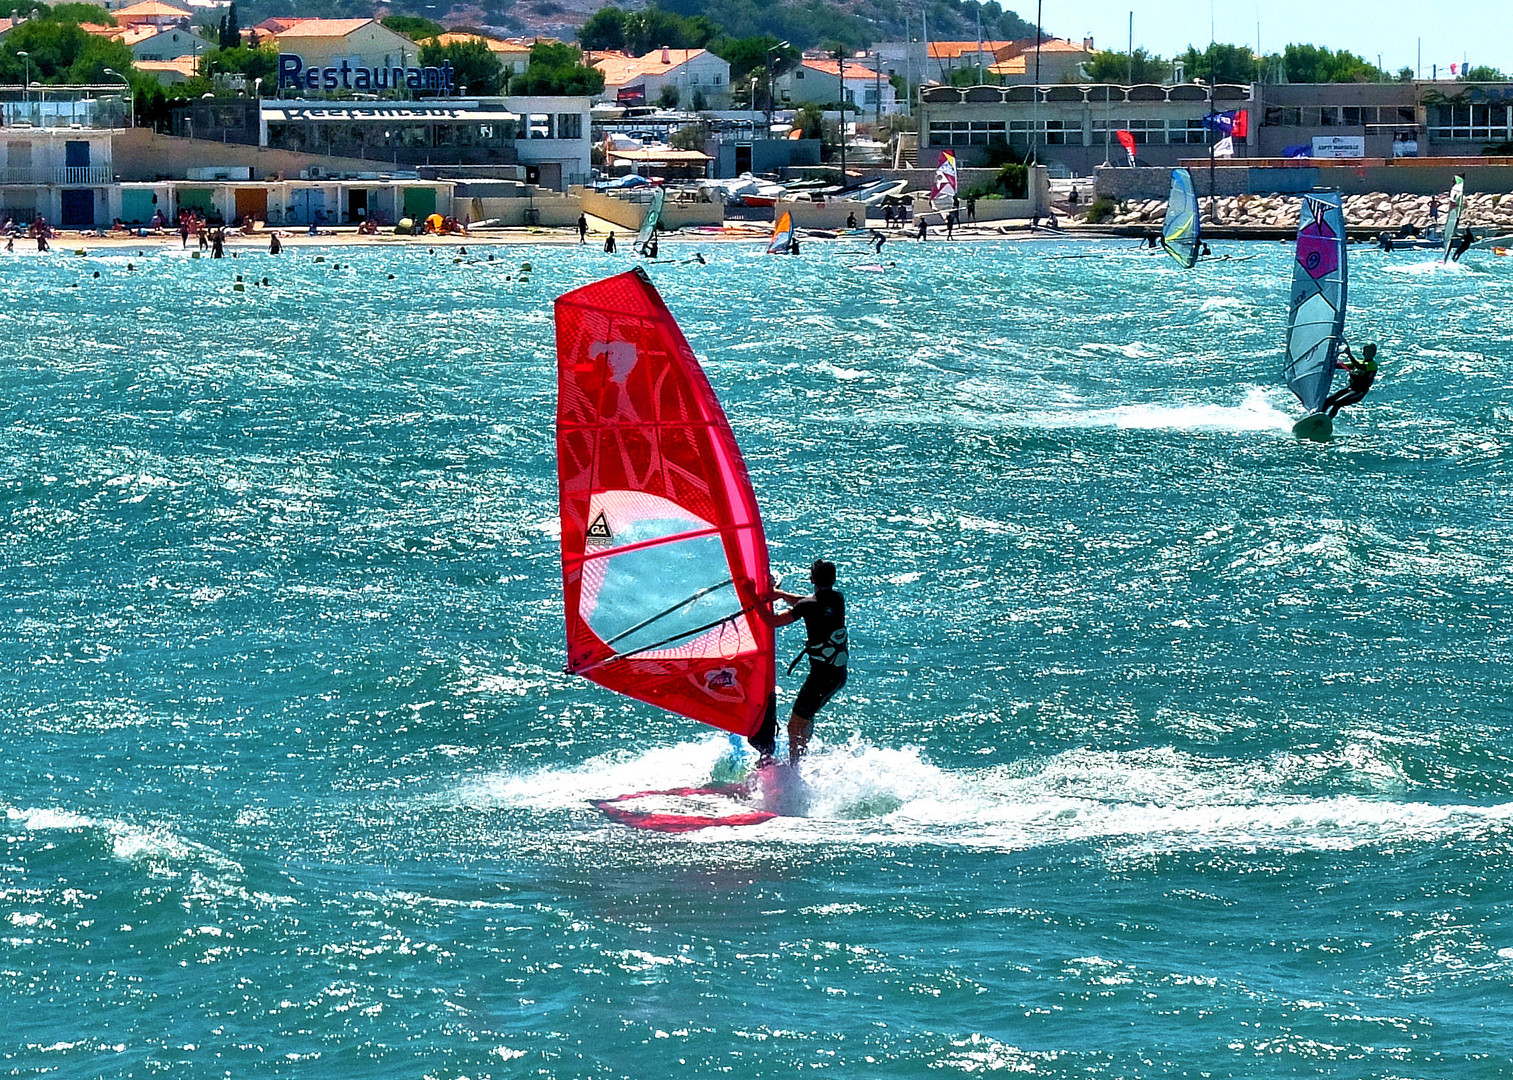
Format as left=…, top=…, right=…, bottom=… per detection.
left=1451, top=228, right=1474, bottom=261
left=871, top=229, right=886, bottom=253
left=751, top=560, right=848, bottom=764
left=1322, top=342, right=1379, bottom=417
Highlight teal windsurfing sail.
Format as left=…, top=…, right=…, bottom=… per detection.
left=1441, top=174, right=1465, bottom=263
left=1160, top=168, right=1201, bottom=268
left=634, top=187, right=665, bottom=255
left=1283, top=191, right=1348, bottom=416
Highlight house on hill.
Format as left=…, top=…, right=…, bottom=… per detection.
left=774, top=57, right=901, bottom=116
left=592, top=47, right=731, bottom=109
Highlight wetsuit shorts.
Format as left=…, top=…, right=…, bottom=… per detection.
left=793, top=664, right=848, bottom=719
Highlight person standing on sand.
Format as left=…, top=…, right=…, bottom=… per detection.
left=577, top=213, right=588, bottom=244
left=604, top=231, right=616, bottom=253
left=916, top=217, right=928, bottom=241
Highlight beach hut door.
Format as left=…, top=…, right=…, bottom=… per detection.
left=60, top=189, right=94, bottom=228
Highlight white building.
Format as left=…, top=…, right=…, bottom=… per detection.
left=0, top=126, right=115, bottom=228
left=123, top=24, right=215, bottom=62
left=262, top=18, right=430, bottom=94
left=592, top=48, right=731, bottom=109
left=774, top=58, right=901, bottom=116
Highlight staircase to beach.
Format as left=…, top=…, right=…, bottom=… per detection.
left=893, top=132, right=919, bottom=169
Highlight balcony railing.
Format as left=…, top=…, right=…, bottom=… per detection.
left=0, top=165, right=114, bottom=185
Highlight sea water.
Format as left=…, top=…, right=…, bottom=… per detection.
left=2, top=238, right=1512, bottom=1077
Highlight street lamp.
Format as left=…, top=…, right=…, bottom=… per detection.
left=766, top=40, right=789, bottom=134
left=16, top=51, right=28, bottom=107
left=103, top=67, right=131, bottom=128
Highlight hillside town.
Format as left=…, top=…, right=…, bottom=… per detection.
left=4, top=0, right=1513, bottom=238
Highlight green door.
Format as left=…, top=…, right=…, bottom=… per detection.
left=121, top=189, right=157, bottom=224
left=176, top=188, right=216, bottom=217
left=402, top=186, right=436, bottom=219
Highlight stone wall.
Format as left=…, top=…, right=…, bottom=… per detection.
left=1086, top=189, right=1513, bottom=232
left=1097, top=161, right=1513, bottom=203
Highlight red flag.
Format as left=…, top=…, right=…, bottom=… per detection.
left=1115, top=129, right=1136, bottom=155
left=1232, top=109, right=1249, bottom=138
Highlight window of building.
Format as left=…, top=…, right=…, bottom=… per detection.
left=529, top=113, right=552, bottom=139
left=557, top=112, right=583, bottom=139
left=1428, top=102, right=1511, bottom=141
left=1168, top=117, right=1209, bottom=144
left=1092, top=117, right=1165, bottom=143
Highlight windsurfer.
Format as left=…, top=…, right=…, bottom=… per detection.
left=751, top=560, right=848, bottom=764
left=1451, top=228, right=1474, bottom=261
left=1322, top=342, right=1379, bottom=417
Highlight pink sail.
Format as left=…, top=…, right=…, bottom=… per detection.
left=554, top=269, right=775, bottom=738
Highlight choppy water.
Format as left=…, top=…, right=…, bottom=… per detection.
left=4, top=236, right=1513, bottom=1077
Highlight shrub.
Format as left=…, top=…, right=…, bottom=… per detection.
left=1083, top=197, right=1116, bottom=223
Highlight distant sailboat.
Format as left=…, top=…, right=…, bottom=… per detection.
left=1283, top=191, right=1349, bottom=441
left=1160, top=168, right=1201, bottom=268
left=928, top=150, right=958, bottom=211
left=767, top=211, right=795, bottom=254
left=1441, top=174, right=1465, bottom=262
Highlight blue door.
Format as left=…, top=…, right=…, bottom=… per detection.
left=65, top=141, right=91, bottom=168
left=290, top=189, right=326, bottom=225
left=60, top=189, right=94, bottom=228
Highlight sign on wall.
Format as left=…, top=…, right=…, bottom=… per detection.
left=278, top=54, right=455, bottom=92
left=1310, top=135, right=1366, bottom=159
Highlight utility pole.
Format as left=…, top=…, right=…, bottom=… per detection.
left=1031, top=0, right=1042, bottom=164
left=838, top=52, right=847, bottom=178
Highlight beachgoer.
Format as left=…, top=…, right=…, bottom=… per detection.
left=966, top=195, right=977, bottom=222
left=269, top=233, right=282, bottom=254
left=846, top=211, right=857, bottom=229
left=211, top=230, right=224, bottom=258
left=604, top=231, right=617, bottom=253
left=36, top=233, right=48, bottom=252
left=1451, top=229, right=1474, bottom=261
left=916, top=218, right=928, bottom=241
left=1045, top=210, right=1059, bottom=230
left=1068, top=188, right=1080, bottom=206
left=1377, top=231, right=1394, bottom=252
left=4, top=237, right=11, bottom=253
left=871, top=229, right=885, bottom=253
left=1428, top=195, right=1439, bottom=226
left=694, top=252, right=706, bottom=264
left=1322, top=342, right=1379, bottom=417
left=883, top=203, right=894, bottom=229
left=577, top=213, right=588, bottom=244
left=789, top=233, right=800, bottom=255
left=945, top=209, right=956, bottom=240
left=751, top=559, right=848, bottom=763
left=1200, top=242, right=1212, bottom=256
left=198, top=227, right=209, bottom=251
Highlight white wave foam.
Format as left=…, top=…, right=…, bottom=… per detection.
left=455, top=736, right=1513, bottom=854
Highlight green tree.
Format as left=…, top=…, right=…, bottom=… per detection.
left=578, top=6, right=626, bottom=50
left=0, top=18, right=131, bottom=83
left=670, top=122, right=705, bottom=149
left=1084, top=47, right=1169, bottom=84
left=380, top=14, right=446, bottom=41
left=793, top=103, right=822, bottom=138
left=513, top=41, right=605, bottom=95
left=418, top=37, right=505, bottom=95
left=1179, top=42, right=1258, bottom=84
left=656, top=83, right=680, bottom=107
left=1461, top=64, right=1504, bottom=81
left=200, top=43, right=277, bottom=85
left=1281, top=43, right=1382, bottom=83
left=709, top=33, right=796, bottom=86
left=948, top=63, right=988, bottom=86
left=1396, top=65, right=1415, bottom=82
left=217, top=0, right=238, bottom=48
left=42, top=3, right=113, bottom=24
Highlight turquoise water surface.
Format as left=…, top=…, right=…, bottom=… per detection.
left=3, top=237, right=1512, bottom=1077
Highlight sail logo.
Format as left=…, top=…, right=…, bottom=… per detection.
left=590, top=340, right=638, bottom=384
left=586, top=511, right=612, bottom=540
left=696, top=666, right=745, bottom=703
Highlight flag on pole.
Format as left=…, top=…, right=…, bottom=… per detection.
left=1115, top=129, right=1137, bottom=166
left=1203, top=109, right=1249, bottom=138
left=1213, top=136, right=1235, bottom=158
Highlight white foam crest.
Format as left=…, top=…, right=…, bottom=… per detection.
left=1035, top=388, right=1294, bottom=433
left=6, top=805, right=245, bottom=878
left=460, top=736, right=737, bottom=811
left=455, top=737, right=1513, bottom=855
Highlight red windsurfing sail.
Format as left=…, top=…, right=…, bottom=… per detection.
left=554, top=268, right=775, bottom=738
